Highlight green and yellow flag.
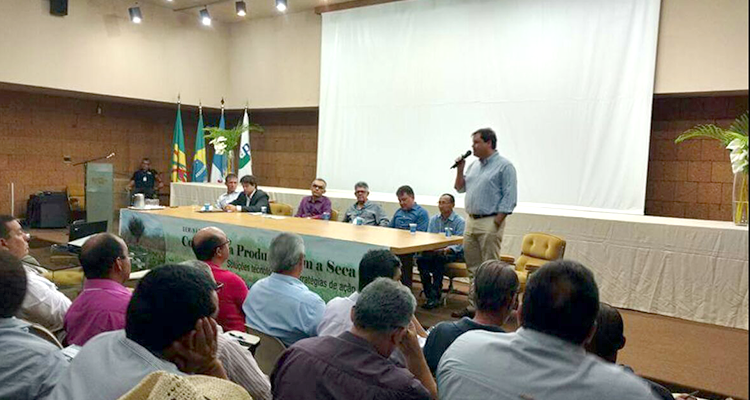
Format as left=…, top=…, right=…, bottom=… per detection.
left=170, top=102, right=188, bottom=182
left=192, top=105, right=207, bottom=182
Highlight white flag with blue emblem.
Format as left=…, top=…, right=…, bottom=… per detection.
left=238, top=109, right=253, bottom=177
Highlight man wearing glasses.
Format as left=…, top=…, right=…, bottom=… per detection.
left=342, top=181, right=390, bottom=226
left=295, top=178, right=332, bottom=219
left=64, top=233, right=133, bottom=346
left=192, top=227, right=248, bottom=332
left=0, top=215, right=71, bottom=333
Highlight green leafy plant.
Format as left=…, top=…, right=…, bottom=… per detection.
left=675, top=112, right=748, bottom=174
left=204, top=122, right=264, bottom=154
left=676, top=111, right=748, bottom=224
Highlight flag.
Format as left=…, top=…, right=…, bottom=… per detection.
left=238, top=108, right=253, bottom=177
left=191, top=107, right=207, bottom=182
left=210, top=106, right=227, bottom=183
left=170, top=104, right=188, bottom=182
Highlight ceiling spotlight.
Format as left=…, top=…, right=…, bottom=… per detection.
left=276, top=0, right=287, bottom=12
left=236, top=1, right=247, bottom=17
left=128, top=6, right=143, bottom=24
left=200, top=8, right=211, bottom=26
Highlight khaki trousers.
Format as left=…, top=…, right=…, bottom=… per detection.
left=464, top=216, right=506, bottom=306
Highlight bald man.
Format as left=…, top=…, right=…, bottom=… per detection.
left=191, top=227, right=248, bottom=332
left=64, top=233, right=133, bottom=346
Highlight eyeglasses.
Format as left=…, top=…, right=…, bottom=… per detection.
left=215, top=282, right=225, bottom=292
left=354, top=190, right=367, bottom=194
left=214, top=239, right=231, bottom=252
left=312, top=184, right=325, bottom=190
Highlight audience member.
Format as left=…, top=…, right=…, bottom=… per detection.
left=437, top=260, right=659, bottom=400
left=127, top=158, right=163, bottom=199
left=225, top=175, right=271, bottom=213
left=0, top=215, right=71, bottom=332
left=216, top=173, right=242, bottom=209
left=318, top=249, right=403, bottom=337
left=243, top=233, right=325, bottom=346
left=272, top=278, right=436, bottom=400
left=0, top=250, right=69, bottom=400
left=452, top=128, right=517, bottom=318
left=49, top=265, right=227, bottom=400
left=423, top=260, right=517, bottom=374
left=417, top=193, right=465, bottom=309
left=180, top=260, right=272, bottom=400
left=585, top=303, right=674, bottom=400
left=192, top=227, right=248, bottom=332
left=342, top=181, right=390, bottom=226
left=295, top=178, right=332, bottom=219
left=390, top=185, right=429, bottom=287
left=64, top=233, right=132, bottom=346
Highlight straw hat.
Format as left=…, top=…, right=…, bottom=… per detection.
left=117, top=371, right=252, bottom=400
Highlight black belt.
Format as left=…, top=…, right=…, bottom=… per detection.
left=469, top=213, right=497, bottom=219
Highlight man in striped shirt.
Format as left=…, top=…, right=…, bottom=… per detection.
left=453, top=128, right=517, bottom=318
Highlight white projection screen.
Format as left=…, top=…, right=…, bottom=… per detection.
left=318, top=0, right=660, bottom=214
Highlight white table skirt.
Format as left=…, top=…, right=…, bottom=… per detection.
left=171, top=182, right=749, bottom=330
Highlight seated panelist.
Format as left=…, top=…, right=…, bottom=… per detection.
left=224, top=175, right=271, bottom=213
left=295, top=178, right=332, bottom=219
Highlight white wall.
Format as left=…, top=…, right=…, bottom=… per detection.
left=0, top=0, right=230, bottom=107
left=227, top=10, right=321, bottom=109
left=654, top=0, right=749, bottom=94
left=0, top=0, right=746, bottom=109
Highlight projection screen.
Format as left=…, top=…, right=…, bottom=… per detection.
left=318, top=0, right=660, bottom=214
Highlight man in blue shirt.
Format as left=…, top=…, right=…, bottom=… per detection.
left=416, top=193, right=465, bottom=309
left=453, top=128, right=517, bottom=318
left=243, top=233, right=325, bottom=346
left=0, top=250, right=68, bottom=400
left=390, top=185, right=429, bottom=288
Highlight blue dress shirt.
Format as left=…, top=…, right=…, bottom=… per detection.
left=390, top=204, right=429, bottom=231
left=243, top=273, right=326, bottom=347
left=426, top=212, right=465, bottom=257
left=0, top=318, right=68, bottom=400
left=461, top=152, right=517, bottom=215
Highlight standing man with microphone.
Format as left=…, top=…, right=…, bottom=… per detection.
left=452, top=128, right=517, bottom=318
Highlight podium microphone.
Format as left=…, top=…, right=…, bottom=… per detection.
left=106, top=152, right=115, bottom=159
left=450, top=150, right=472, bottom=169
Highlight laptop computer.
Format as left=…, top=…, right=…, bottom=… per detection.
left=68, top=220, right=108, bottom=242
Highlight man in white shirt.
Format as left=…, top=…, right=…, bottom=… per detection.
left=318, top=249, right=403, bottom=337
left=437, top=260, right=660, bottom=400
left=216, top=173, right=241, bottom=209
left=0, top=215, right=71, bottom=332
left=49, top=264, right=228, bottom=400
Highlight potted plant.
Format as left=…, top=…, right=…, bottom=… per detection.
left=204, top=122, right=264, bottom=175
left=675, top=112, right=748, bottom=225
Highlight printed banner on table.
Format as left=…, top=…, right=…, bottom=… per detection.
left=119, top=209, right=384, bottom=301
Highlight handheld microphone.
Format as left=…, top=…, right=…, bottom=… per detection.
left=450, top=150, right=472, bottom=169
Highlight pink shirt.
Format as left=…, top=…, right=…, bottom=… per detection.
left=63, top=279, right=132, bottom=346
left=207, top=261, right=249, bottom=332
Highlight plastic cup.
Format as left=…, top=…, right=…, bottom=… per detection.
left=445, top=227, right=453, bottom=237
left=261, top=206, right=268, bottom=214
left=354, top=217, right=363, bottom=226
left=203, top=203, right=210, bottom=211
left=409, top=223, right=417, bottom=234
